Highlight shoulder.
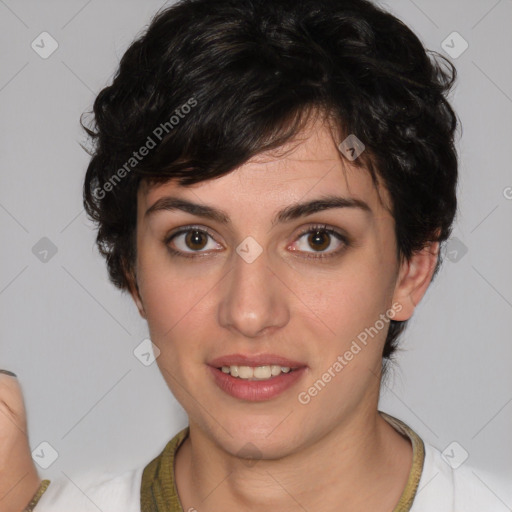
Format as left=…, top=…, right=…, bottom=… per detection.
left=34, top=466, right=143, bottom=512
left=411, top=441, right=510, bottom=512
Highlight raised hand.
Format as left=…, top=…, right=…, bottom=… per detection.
left=0, top=371, right=43, bottom=512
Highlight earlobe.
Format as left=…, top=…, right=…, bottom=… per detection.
left=391, top=241, right=440, bottom=321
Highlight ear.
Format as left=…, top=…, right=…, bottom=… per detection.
left=124, top=264, right=147, bottom=319
left=391, top=240, right=440, bottom=321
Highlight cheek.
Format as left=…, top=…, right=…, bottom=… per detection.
left=141, top=274, right=206, bottom=341
left=139, top=268, right=209, bottom=398
left=324, top=284, right=385, bottom=358
left=298, top=260, right=393, bottom=330
left=136, top=237, right=205, bottom=329
left=290, top=255, right=397, bottom=376
left=136, top=247, right=220, bottom=376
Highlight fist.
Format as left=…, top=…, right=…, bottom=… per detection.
left=0, top=371, right=42, bottom=512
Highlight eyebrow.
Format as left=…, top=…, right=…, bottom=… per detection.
left=144, top=194, right=372, bottom=226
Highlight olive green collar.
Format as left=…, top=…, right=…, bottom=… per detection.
left=140, top=411, right=425, bottom=512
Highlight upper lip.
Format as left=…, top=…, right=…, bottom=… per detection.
left=208, top=353, right=306, bottom=369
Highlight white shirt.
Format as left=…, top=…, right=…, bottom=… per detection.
left=411, top=442, right=510, bottom=511
left=33, top=421, right=510, bottom=511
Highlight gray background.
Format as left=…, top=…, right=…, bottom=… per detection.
left=1, top=0, right=511, bottom=505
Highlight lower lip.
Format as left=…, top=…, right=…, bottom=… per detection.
left=208, top=366, right=307, bottom=402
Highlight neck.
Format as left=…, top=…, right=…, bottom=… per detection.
left=174, top=404, right=413, bottom=512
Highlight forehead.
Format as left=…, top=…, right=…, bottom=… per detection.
left=138, top=117, right=391, bottom=217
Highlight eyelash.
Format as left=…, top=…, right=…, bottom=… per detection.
left=164, top=223, right=349, bottom=261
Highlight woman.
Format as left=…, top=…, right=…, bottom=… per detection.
left=1, top=0, right=505, bottom=510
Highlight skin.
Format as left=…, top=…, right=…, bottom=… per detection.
left=126, top=114, right=440, bottom=512
left=0, top=373, right=42, bottom=512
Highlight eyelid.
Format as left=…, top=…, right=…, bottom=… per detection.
left=165, top=224, right=218, bottom=241
left=294, top=223, right=348, bottom=241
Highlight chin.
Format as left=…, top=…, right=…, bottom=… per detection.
left=212, top=417, right=306, bottom=457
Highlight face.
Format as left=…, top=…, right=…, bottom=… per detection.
left=129, top=116, right=434, bottom=459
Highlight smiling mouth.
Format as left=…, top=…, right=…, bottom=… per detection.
left=217, top=365, right=299, bottom=380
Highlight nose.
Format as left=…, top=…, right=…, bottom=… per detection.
left=217, top=243, right=290, bottom=339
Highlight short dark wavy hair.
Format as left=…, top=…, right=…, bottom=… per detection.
left=81, top=0, right=459, bottom=367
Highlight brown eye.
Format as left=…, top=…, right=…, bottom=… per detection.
left=185, top=230, right=208, bottom=250
left=165, top=226, right=223, bottom=257
left=307, top=231, right=330, bottom=251
left=290, top=225, right=348, bottom=259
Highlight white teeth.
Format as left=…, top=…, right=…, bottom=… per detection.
left=270, top=365, right=281, bottom=376
left=253, top=366, right=271, bottom=379
left=220, top=365, right=295, bottom=380
left=237, top=366, right=254, bottom=379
